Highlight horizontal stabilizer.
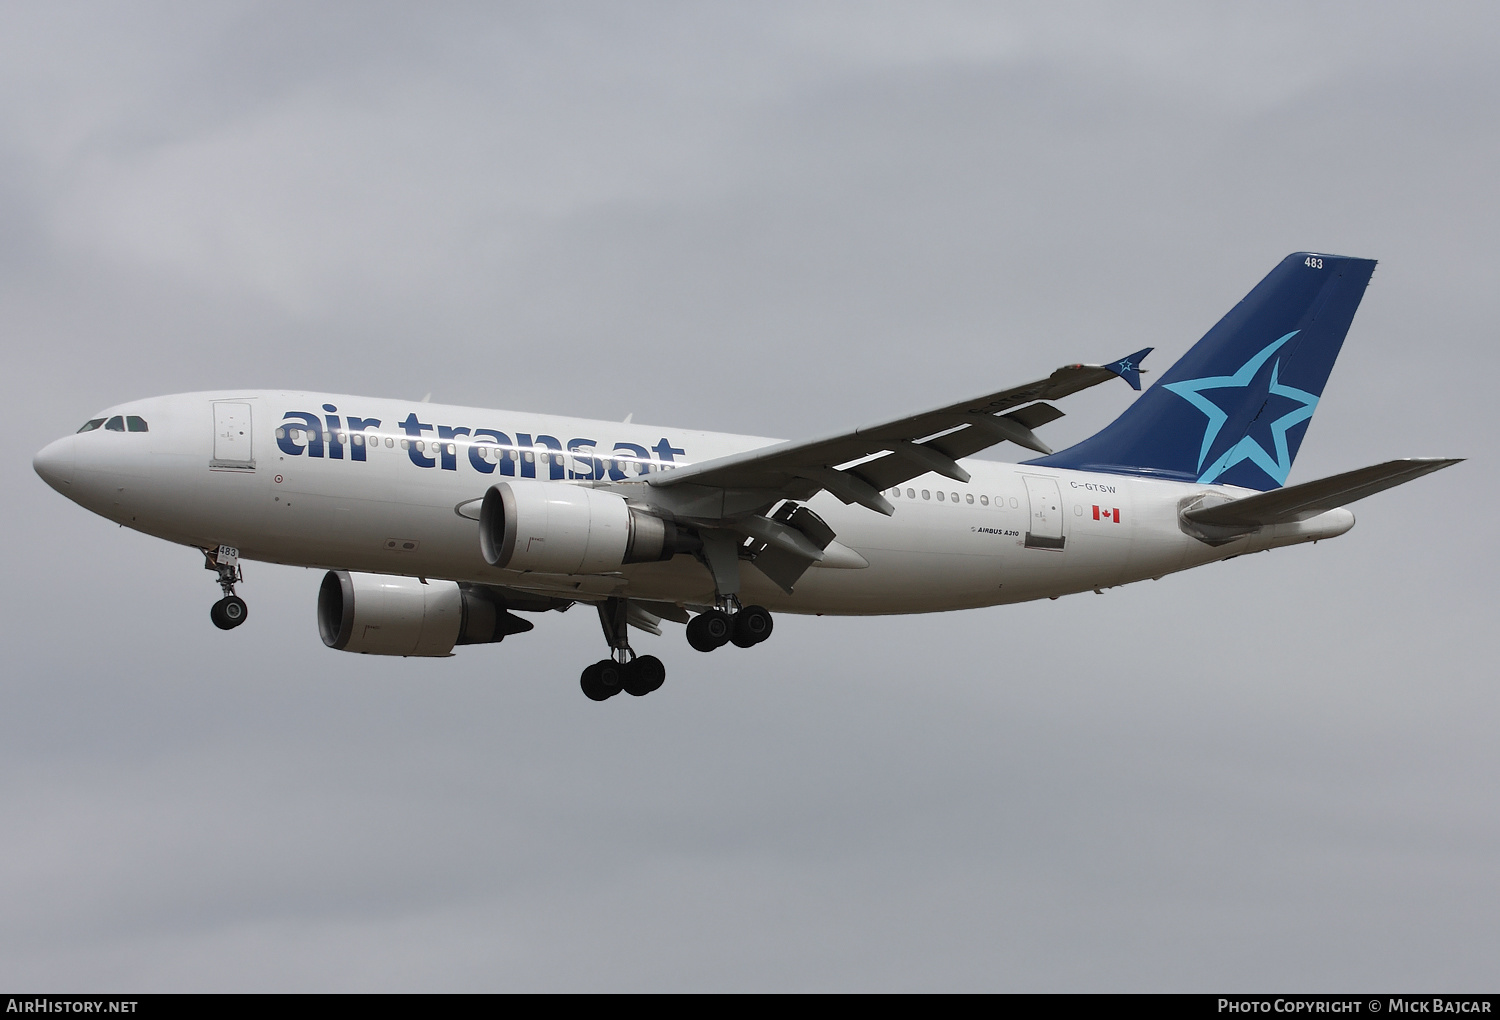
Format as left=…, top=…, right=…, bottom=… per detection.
left=1183, top=457, right=1462, bottom=529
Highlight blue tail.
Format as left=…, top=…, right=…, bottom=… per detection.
left=1029, top=252, right=1377, bottom=491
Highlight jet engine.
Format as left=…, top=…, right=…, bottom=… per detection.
left=479, top=479, right=693, bottom=574
left=318, top=570, right=533, bottom=656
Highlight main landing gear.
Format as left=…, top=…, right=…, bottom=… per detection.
left=576, top=534, right=777, bottom=699
left=685, top=602, right=773, bottom=652
left=581, top=598, right=666, bottom=702
left=682, top=531, right=773, bottom=654
left=204, top=546, right=248, bottom=631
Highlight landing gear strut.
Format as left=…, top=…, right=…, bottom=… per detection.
left=204, top=545, right=248, bottom=631
left=580, top=598, right=666, bottom=701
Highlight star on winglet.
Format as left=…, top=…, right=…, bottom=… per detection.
left=1103, top=348, right=1154, bottom=390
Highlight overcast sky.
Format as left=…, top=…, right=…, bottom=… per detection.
left=2, top=1, right=1496, bottom=992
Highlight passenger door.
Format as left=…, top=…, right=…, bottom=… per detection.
left=1022, top=475, right=1065, bottom=550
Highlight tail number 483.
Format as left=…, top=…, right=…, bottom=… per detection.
left=1305, top=256, right=1324, bottom=269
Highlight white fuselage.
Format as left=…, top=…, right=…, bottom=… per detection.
left=36, top=391, right=1355, bottom=615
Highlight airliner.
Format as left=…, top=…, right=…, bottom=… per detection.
left=32, top=253, right=1458, bottom=700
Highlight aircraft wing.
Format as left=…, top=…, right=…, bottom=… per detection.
left=645, top=348, right=1153, bottom=515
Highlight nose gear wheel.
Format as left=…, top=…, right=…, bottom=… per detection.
left=210, top=595, right=248, bottom=630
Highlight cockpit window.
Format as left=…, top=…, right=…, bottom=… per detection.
left=126, top=416, right=149, bottom=432
left=77, top=418, right=106, bottom=433
left=104, top=416, right=126, bottom=432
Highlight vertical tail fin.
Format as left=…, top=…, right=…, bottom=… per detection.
left=1029, top=253, right=1377, bottom=490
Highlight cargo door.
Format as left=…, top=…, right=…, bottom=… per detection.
left=1022, top=475, right=1065, bottom=550
left=211, top=401, right=255, bottom=469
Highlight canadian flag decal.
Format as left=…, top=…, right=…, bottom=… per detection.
left=1092, top=506, right=1121, bottom=523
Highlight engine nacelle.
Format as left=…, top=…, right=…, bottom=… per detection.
left=479, top=479, right=690, bottom=574
left=318, top=570, right=531, bottom=656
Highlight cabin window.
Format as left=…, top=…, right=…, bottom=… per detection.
left=936, top=490, right=944, bottom=501
left=965, top=493, right=974, bottom=504
left=921, top=489, right=930, bottom=500
left=906, top=488, right=915, bottom=499
left=980, top=495, right=989, bottom=506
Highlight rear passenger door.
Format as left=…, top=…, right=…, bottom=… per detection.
left=1022, top=475, right=1065, bottom=550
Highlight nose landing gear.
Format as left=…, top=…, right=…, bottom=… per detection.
left=204, top=545, right=248, bottom=630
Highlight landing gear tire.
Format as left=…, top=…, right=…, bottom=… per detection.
left=622, top=655, right=666, bottom=696
left=731, top=605, right=773, bottom=648
left=686, top=610, right=733, bottom=652
left=580, top=660, right=622, bottom=701
left=210, top=595, right=248, bottom=631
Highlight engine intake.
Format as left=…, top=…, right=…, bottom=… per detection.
left=318, top=570, right=532, bottom=656
left=479, top=480, right=692, bottom=574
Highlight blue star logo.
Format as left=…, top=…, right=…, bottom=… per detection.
left=1103, top=346, right=1152, bottom=390
left=1162, top=330, right=1319, bottom=486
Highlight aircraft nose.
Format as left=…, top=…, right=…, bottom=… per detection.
left=33, top=435, right=76, bottom=491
